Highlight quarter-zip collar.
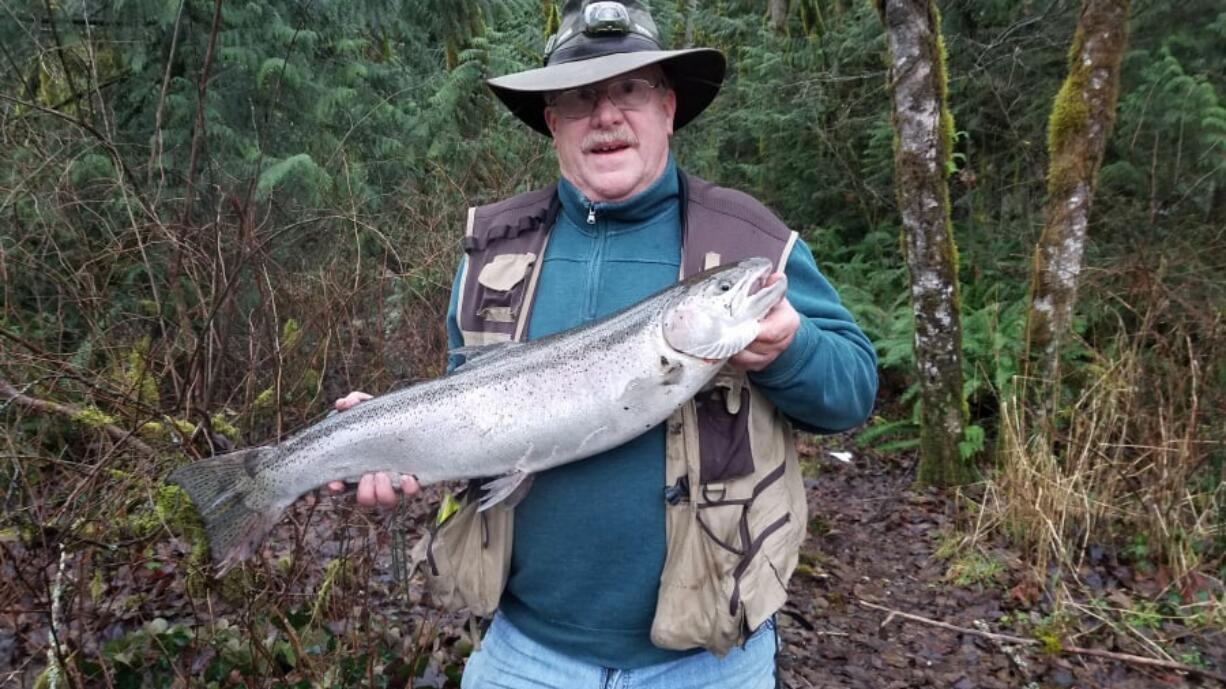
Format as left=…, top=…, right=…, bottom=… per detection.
left=557, top=155, right=680, bottom=231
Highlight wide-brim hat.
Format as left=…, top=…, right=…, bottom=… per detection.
left=487, top=1, right=726, bottom=137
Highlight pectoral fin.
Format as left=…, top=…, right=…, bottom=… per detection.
left=682, top=321, right=761, bottom=360
left=478, top=470, right=534, bottom=511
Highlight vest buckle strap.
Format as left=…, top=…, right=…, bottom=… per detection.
left=664, top=475, right=689, bottom=505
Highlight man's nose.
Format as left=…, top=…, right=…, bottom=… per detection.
left=589, top=92, right=624, bottom=126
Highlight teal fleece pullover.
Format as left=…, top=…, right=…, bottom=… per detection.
left=445, top=157, right=877, bottom=668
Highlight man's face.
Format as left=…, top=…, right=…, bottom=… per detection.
left=544, top=67, right=678, bottom=203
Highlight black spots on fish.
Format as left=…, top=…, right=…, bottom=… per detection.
left=623, top=405, right=631, bottom=411
left=657, top=355, right=684, bottom=385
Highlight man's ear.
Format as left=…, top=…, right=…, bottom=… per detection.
left=663, top=89, right=677, bottom=136
left=544, top=105, right=559, bottom=138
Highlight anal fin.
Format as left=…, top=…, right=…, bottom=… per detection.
left=478, top=470, right=534, bottom=511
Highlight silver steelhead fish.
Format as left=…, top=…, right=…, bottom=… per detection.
left=169, top=257, right=787, bottom=572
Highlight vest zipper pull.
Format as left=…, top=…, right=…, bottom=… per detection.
left=586, top=205, right=596, bottom=225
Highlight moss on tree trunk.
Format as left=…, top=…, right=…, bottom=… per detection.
left=878, top=0, right=969, bottom=486
left=1024, top=0, right=1130, bottom=412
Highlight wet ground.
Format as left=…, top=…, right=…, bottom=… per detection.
left=776, top=447, right=1223, bottom=689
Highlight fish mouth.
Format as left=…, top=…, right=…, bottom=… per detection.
left=732, top=258, right=786, bottom=319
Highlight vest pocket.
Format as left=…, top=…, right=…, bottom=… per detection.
left=650, top=501, right=745, bottom=655
left=695, top=375, right=754, bottom=484
left=422, top=487, right=513, bottom=616
left=474, top=252, right=536, bottom=324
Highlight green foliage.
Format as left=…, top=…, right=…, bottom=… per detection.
left=121, top=483, right=201, bottom=540
left=1104, top=46, right=1226, bottom=218
left=673, top=1, right=894, bottom=238
left=832, top=225, right=1028, bottom=460
left=933, top=532, right=1003, bottom=587
left=857, top=416, right=921, bottom=455
left=256, top=154, right=332, bottom=204
left=958, top=423, right=985, bottom=461
left=86, top=612, right=462, bottom=689
left=945, top=549, right=1003, bottom=587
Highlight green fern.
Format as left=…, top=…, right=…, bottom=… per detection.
left=256, top=154, right=332, bottom=204
left=1109, top=47, right=1226, bottom=216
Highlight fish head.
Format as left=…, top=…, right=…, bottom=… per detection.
left=661, top=257, right=788, bottom=360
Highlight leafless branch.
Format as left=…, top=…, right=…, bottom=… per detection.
left=860, top=600, right=1226, bottom=684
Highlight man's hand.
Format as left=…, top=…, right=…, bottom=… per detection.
left=326, top=391, right=421, bottom=506
left=729, top=273, right=800, bottom=372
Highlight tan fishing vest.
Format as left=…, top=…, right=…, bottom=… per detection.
left=423, top=172, right=808, bottom=656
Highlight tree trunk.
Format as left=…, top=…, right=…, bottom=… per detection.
left=878, top=0, right=968, bottom=486
left=770, top=0, right=789, bottom=34
left=684, top=0, right=698, bottom=48
left=1023, top=0, right=1130, bottom=410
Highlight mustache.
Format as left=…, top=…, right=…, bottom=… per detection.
left=582, top=128, right=639, bottom=153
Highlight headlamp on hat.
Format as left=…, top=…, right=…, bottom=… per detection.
left=543, top=0, right=660, bottom=66
left=583, top=2, right=631, bottom=35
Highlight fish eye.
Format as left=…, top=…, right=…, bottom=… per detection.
left=718, top=280, right=732, bottom=292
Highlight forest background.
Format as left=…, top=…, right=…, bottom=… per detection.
left=0, top=0, right=1223, bottom=686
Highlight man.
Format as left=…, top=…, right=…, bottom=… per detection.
left=332, top=2, right=877, bottom=687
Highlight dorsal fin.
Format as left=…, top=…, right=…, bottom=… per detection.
left=449, top=341, right=524, bottom=373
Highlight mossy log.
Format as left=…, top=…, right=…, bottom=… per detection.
left=878, top=0, right=969, bottom=486
left=0, top=376, right=155, bottom=456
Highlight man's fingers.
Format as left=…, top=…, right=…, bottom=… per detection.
left=731, top=296, right=799, bottom=373
left=400, top=474, right=421, bottom=495
left=355, top=473, right=377, bottom=506
left=742, top=341, right=774, bottom=356
left=752, top=326, right=790, bottom=345
left=335, top=390, right=373, bottom=412
left=747, top=323, right=791, bottom=350
left=754, top=301, right=800, bottom=344
left=334, top=472, right=418, bottom=505
left=373, top=472, right=398, bottom=505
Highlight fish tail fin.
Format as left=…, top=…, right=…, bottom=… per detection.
left=167, top=447, right=281, bottom=574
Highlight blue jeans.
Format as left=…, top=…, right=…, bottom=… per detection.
left=461, top=613, right=777, bottom=689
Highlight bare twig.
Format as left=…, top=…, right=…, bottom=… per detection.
left=860, top=600, right=1226, bottom=684
left=180, top=0, right=224, bottom=225
left=147, top=0, right=187, bottom=191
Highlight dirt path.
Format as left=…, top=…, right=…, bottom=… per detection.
left=776, top=452, right=1218, bottom=689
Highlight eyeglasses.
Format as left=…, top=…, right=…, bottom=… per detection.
left=546, top=78, right=664, bottom=119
